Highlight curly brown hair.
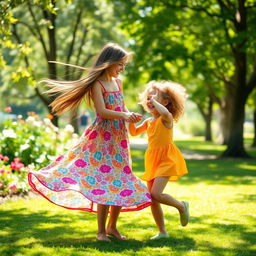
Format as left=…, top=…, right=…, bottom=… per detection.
left=139, top=80, right=187, bottom=121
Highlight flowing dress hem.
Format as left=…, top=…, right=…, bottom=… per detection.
left=28, top=173, right=151, bottom=213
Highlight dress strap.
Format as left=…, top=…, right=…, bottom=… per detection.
left=115, top=79, right=122, bottom=92
left=98, top=80, right=107, bottom=92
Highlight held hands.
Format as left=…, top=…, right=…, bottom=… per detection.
left=124, top=112, right=142, bottom=123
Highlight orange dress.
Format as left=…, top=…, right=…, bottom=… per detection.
left=130, top=117, right=188, bottom=181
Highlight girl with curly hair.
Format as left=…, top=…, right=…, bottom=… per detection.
left=129, top=80, right=189, bottom=240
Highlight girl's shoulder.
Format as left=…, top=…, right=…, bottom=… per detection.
left=116, top=78, right=122, bottom=84
left=92, top=80, right=104, bottom=93
left=92, top=79, right=102, bottom=88
left=159, top=116, right=173, bottom=129
left=115, top=79, right=123, bottom=90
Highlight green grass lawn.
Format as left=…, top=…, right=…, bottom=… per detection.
left=174, top=137, right=256, bottom=158
left=1, top=138, right=256, bottom=256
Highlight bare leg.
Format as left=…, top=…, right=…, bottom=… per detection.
left=106, top=206, right=127, bottom=240
left=97, top=204, right=111, bottom=241
left=151, top=177, right=185, bottom=213
left=148, top=180, right=167, bottom=234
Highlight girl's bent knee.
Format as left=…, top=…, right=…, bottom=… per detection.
left=151, top=192, right=161, bottom=201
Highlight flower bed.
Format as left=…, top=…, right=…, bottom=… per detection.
left=0, top=110, right=78, bottom=197
left=0, top=155, right=29, bottom=196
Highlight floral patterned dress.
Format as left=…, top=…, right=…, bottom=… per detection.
left=28, top=80, right=151, bottom=212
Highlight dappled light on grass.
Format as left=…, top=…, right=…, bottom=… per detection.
left=132, top=156, right=256, bottom=186
left=177, top=159, right=256, bottom=185
left=0, top=140, right=255, bottom=256
left=237, top=163, right=256, bottom=171
left=174, top=137, right=256, bottom=158
left=175, top=139, right=226, bottom=156
left=2, top=181, right=255, bottom=256
left=131, top=136, right=256, bottom=158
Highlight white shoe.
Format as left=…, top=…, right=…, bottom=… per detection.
left=180, top=201, right=189, bottom=226
left=150, top=233, right=169, bottom=240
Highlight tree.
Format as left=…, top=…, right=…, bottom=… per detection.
left=1, top=0, right=122, bottom=130
left=248, top=90, right=256, bottom=147
left=111, top=0, right=256, bottom=157
left=253, top=108, right=256, bottom=147
left=209, top=0, right=256, bottom=157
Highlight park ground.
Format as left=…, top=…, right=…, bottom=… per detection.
left=0, top=137, right=256, bottom=256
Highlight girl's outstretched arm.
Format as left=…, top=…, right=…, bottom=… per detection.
left=117, top=79, right=141, bottom=121
left=151, top=95, right=173, bottom=127
left=92, top=82, right=139, bottom=122
left=128, top=119, right=149, bottom=136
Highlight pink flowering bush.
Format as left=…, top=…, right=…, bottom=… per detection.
left=0, top=112, right=78, bottom=169
left=0, top=154, right=29, bottom=196
left=0, top=110, right=78, bottom=196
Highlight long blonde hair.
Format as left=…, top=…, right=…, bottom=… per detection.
left=139, top=80, right=187, bottom=121
left=42, top=43, right=132, bottom=115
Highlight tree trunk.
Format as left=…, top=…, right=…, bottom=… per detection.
left=205, top=97, right=213, bottom=141
left=222, top=96, right=249, bottom=157
left=196, top=96, right=213, bottom=142
left=252, top=109, right=256, bottom=147
left=221, top=0, right=252, bottom=158
left=44, top=7, right=59, bottom=126
left=205, top=115, right=212, bottom=141
left=219, top=95, right=232, bottom=145
left=222, top=83, right=250, bottom=157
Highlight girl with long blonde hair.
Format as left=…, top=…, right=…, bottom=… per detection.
left=28, top=43, right=152, bottom=242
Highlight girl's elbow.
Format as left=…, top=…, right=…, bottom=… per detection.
left=97, top=110, right=107, bottom=119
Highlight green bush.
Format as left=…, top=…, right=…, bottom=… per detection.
left=0, top=113, right=78, bottom=169
left=0, top=112, right=78, bottom=196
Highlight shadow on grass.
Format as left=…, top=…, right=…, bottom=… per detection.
left=131, top=138, right=256, bottom=158
left=0, top=207, right=196, bottom=255
left=203, top=223, right=256, bottom=255
left=1, top=206, right=255, bottom=256
left=1, top=145, right=255, bottom=255
left=175, top=139, right=256, bottom=158
left=182, top=159, right=256, bottom=185
left=40, top=236, right=196, bottom=253
left=229, top=193, right=256, bottom=203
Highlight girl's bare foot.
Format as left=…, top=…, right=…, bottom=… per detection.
left=106, top=228, right=127, bottom=240
left=97, top=232, right=111, bottom=242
